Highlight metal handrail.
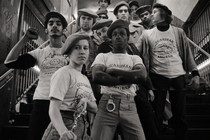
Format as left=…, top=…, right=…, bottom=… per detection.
left=188, top=38, right=210, bottom=58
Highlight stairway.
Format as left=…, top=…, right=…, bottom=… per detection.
left=185, top=91, right=210, bottom=140
left=2, top=87, right=34, bottom=140
left=2, top=90, right=210, bottom=140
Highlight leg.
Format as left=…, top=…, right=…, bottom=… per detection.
left=120, top=99, right=145, bottom=140
left=27, top=100, right=50, bottom=140
left=170, top=75, right=188, bottom=140
left=91, top=97, right=118, bottom=140
left=150, top=73, right=169, bottom=133
left=135, top=89, right=160, bottom=140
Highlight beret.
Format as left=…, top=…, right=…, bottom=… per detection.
left=96, top=9, right=108, bottom=16
left=61, top=33, right=90, bottom=55
left=107, top=19, right=129, bottom=38
left=113, top=1, right=130, bottom=15
left=78, top=8, right=98, bottom=18
left=44, top=11, right=68, bottom=29
left=92, top=19, right=113, bottom=30
left=128, top=0, right=139, bottom=7
left=153, top=3, right=172, bottom=15
left=136, top=5, right=151, bottom=15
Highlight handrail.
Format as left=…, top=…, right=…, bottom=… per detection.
left=187, top=38, right=210, bottom=58
left=187, top=38, right=210, bottom=70
left=0, top=69, right=13, bottom=82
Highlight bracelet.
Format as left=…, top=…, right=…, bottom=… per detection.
left=192, top=70, right=200, bottom=77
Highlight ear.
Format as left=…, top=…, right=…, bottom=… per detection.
left=45, top=29, right=48, bottom=34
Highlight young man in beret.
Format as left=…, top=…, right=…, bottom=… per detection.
left=96, top=9, right=109, bottom=20
left=4, top=11, right=68, bottom=140
left=128, top=0, right=140, bottom=21
left=113, top=2, right=160, bottom=140
left=91, top=19, right=146, bottom=140
left=136, top=5, right=153, bottom=29
left=137, top=3, right=200, bottom=140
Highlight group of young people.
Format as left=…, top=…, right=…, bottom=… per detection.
left=4, top=0, right=200, bottom=140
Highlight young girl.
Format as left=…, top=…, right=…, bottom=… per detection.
left=42, top=33, right=97, bottom=140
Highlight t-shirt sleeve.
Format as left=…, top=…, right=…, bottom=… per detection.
left=91, top=53, right=105, bottom=68
left=132, top=55, right=144, bottom=67
left=50, top=68, right=70, bottom=101
left=5, top=53, right=36, bottom=70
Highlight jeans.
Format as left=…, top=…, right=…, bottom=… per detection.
left=150, top=73, right=188, bottom=140
left=91, top=94, right=145, bottom=140
left=42, top=111, right=91, bottom=140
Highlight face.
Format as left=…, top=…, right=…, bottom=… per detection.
left=151, top=8, right=165, bottom=25
left=117, top=6, right=130, bottom=21
left=139, top=11, right=152, bottom=25
left=99, top=0, right=109, bottom=9
left=111, top=27, right=128, bottom=53
left=80, top=15, right=94, bottom=31
left=130, top=5, right=139, bottom=20
left=69, top=39, right=89, bottom=65
left=47, top=17, right=64, bottom=38
left=96, top=26, right=109, bottom=42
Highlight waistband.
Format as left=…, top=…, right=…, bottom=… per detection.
left=102, top=94, right=134, bottom=101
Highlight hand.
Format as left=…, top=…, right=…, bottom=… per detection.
left=188, top=76, right=200, bottom=90
left=60, top=130, right=77, bottom=140
left=25, top=28, right=38, bottom=40
left=93, top=32, right=103, bottom=45
left=76, top=98, right=88, bottom=115
left=148, top=90, right=155, bottom=102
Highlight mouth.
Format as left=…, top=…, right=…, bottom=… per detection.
left=51, top=29, right=58, bottom=33
left=78, top=56, right=86, bottom=60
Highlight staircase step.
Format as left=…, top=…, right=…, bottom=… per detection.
left=187, top=128, right=210, bottom=140
left=186, top=104, right=210, bottom=115
left=186, top=94, right=210, bottom=104
left=2, top=125, right=28, bottom=140
left=12, top=113, right=31, bottom=126
left=186, top=115, right=210, bottom=128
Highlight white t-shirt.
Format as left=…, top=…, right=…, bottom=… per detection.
left=28, top=46, right=68, bottom=100
left=91, top=52, right=144, bottom=96
left=50, top=66, right=96, bottom=111
left=144, top=26, right=186, bottom=78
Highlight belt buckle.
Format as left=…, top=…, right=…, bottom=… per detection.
left=106, top=95, right=116, bottom=112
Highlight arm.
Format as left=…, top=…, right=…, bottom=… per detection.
left=106, top=64, right=147, bottom=84
left=4, top=28, right=38, bottom=64
left=49, top=98, right=77, bottom=140
left=92, top=64, right=123, bottom=86
left=49, top=98, right=69, bottom=136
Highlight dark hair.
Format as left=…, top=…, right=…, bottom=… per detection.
left=158, top=8, right=173, bottom=24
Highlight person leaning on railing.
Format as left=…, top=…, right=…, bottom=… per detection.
left=4, top=11, right=69, bottom=140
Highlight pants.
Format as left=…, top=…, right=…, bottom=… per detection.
left=42, top=111, right=90, bottom=140
left=91, top=94, right=145, bottom=140
left=27, top=100, right=50, bottom=140
left=150, top=73, right=188, bottom=140
left=135, top=87, right=160, bottom=140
